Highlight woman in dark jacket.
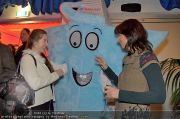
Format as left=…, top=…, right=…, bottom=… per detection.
left=0, top=42, right=16, bottom=115
left=0, top=42, right=27, bottom=116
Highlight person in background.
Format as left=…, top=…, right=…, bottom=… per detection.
left=20, top=29, right=66, bottom=113
left=8, top=44, right=16, bottom=56
left=0, top=40, right=27, bottom=116
left=14, top=28, right=30, bottom=65
left=96, top=19, right=166, bottom=118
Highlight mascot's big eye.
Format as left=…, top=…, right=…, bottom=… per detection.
left=85, top=32, right=99, bottom=51
left=69, top=31, right=82, bottom=48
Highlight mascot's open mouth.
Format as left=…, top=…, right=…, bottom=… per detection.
left=72, top=68, right=92, bottom=86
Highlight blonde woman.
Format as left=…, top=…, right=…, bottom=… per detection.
left=20, top=29, right=65, bottom=111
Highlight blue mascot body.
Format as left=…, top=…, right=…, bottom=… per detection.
left=46, top=2, right=168, bottom=114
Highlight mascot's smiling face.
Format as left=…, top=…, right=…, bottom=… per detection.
left=66, top=22, right=115, bottom=86
left=69, top=24, right=100, bottom=86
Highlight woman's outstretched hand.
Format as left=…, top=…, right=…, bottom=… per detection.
left=95, top=56, right=108, bottom=70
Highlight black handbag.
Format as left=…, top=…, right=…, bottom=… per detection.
left=7, top=54, right=37, bottom=106
left=8, top=71, right=35, bottom=106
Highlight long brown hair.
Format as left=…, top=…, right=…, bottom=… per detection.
left=114, top=19, right=152, bottom=54
left=21, top=28, right=30, bottom=35
left=27, top=29, right=47, bottom=49
left=28, top=29, right=54, bottom=72
left=41, top=53, right=54, bottom=73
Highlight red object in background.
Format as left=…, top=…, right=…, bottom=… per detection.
left=0, top=22, right=61, bottom=47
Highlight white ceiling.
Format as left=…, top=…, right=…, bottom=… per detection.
left=109, top=0, right=180, bottom=13
left=107, top=0, right=180, bottom=23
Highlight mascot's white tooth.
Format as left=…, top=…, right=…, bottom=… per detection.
left=73, top=68, right=92, bottom=85
left=82, top=75, right=87, bottom=79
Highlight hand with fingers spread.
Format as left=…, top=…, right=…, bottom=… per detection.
left=95, top=56, right=108, bottom=70
left=104, top=85, right=119, bottom=102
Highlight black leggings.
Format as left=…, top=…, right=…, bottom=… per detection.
left=31, top=100, right=54, bottom=111
left=29, top=100, right=54, bottom=119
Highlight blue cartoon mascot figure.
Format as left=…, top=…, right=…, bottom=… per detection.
left=46, top=2, right=168, bottom=118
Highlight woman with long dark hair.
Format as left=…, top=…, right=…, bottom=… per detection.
left=15, top=28, right=30, bottom=65
left=96, top=19, right=166, bottom=118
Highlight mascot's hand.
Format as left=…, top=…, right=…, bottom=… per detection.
left=96, top=56, right=108, bottom=70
